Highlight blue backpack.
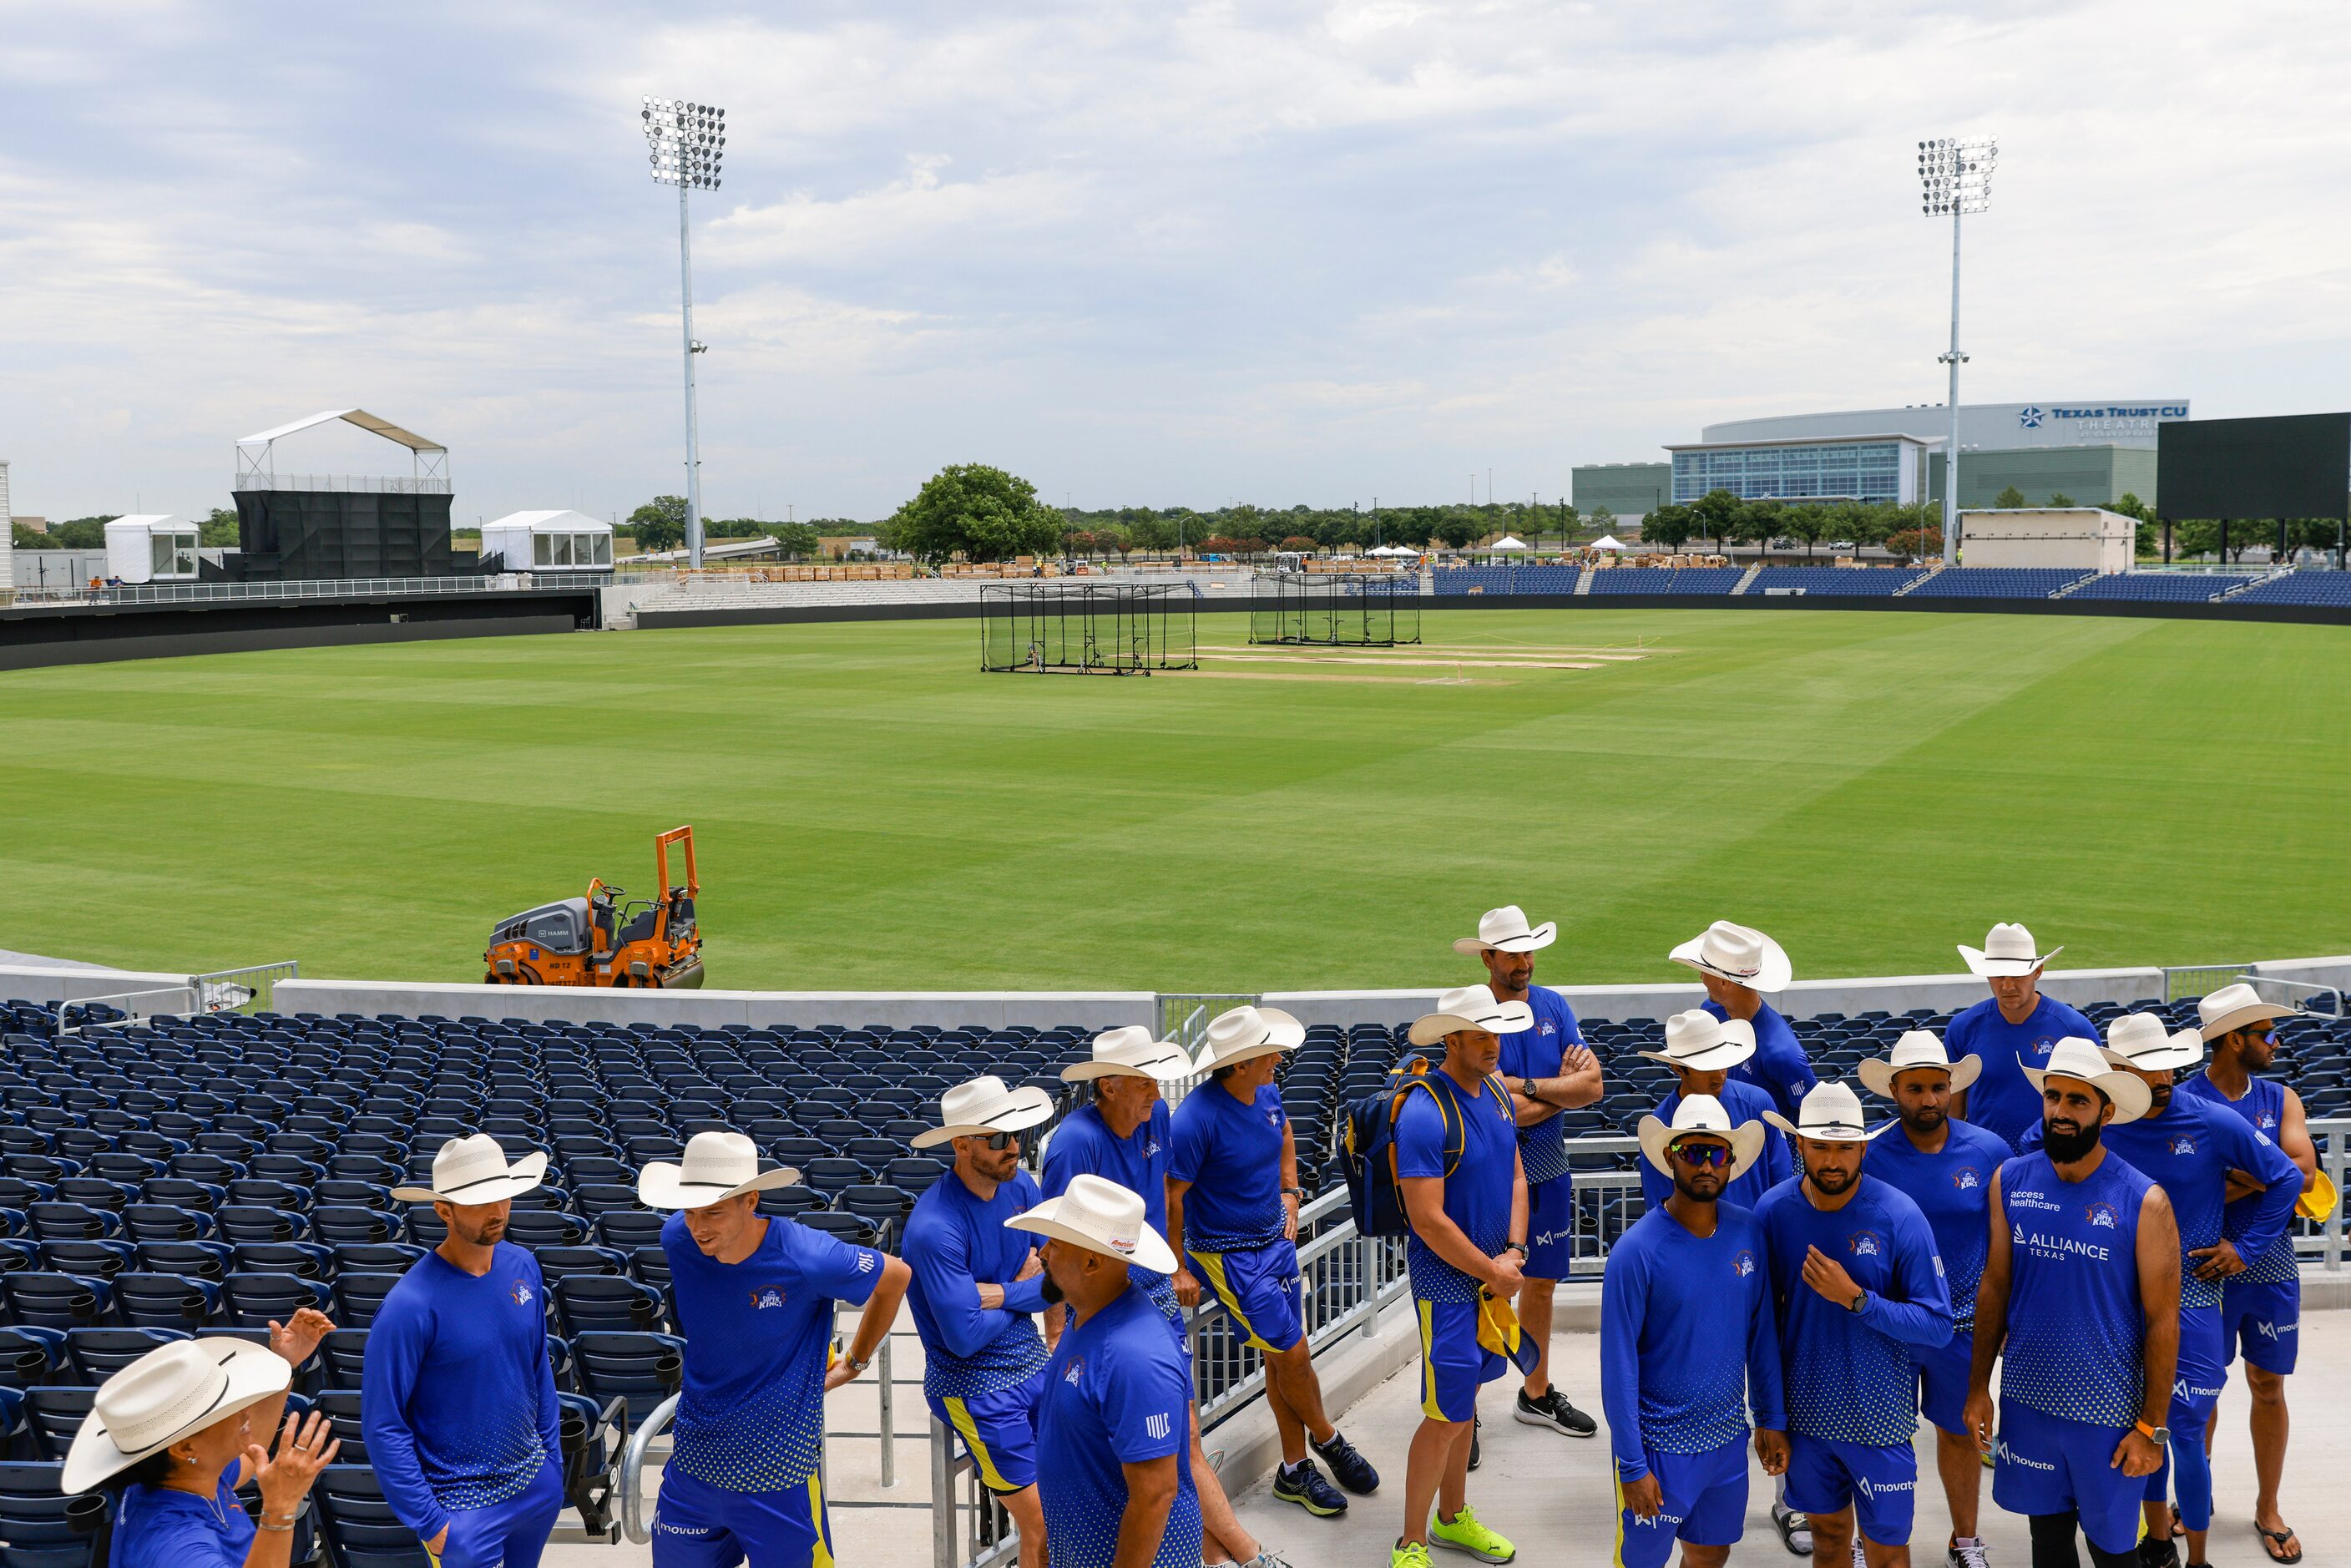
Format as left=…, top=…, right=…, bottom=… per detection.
left=1340, top=1060, right=1509, bottom=1237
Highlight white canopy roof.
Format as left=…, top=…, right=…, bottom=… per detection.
left=236, top=409, right=446, bottom=453
left=1368, top=544, right=1417, bottom=556
left=1489, top=535, right=1529, bottom=551
left=104, top=514, right=188, bottom=535
left=483, top=510, right=611, bottom=534
left=1590, top=534, right=1627, bottom=551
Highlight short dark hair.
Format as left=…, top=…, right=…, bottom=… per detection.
left=122, top=1450, right=176, bottom=1490
left=1212, top=1065, right=1239, bottom=1082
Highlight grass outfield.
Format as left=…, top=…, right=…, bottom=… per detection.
left=3, top=609, right=2346, bottom=994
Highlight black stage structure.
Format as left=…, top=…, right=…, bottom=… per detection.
left=1249, top=571, right=1421, bottom=646
left=978, top=583, right=1196, bottom=674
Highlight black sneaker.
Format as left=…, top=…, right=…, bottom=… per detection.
left=2138, top=1538, right=2181, bottom=1568
left=1771, top=1500, right=1812, bottom=1557
left=1466, top=1416, right=1481, bottom=1471
left=1511, top=1388, right=1597, bottom=1437
left=1311, top=1430, right=1380, bottom=1495
left=1270, top=1458, right=1347, bottom=1517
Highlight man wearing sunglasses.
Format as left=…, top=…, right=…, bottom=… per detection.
left=2177, top=984, right=2319, bottom=1565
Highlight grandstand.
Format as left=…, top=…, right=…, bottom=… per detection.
left=2234, top=570, right=2351, bottom=606
left=1904, top=567, right=2093, bottom=599
left=1747, top=566, right=1927, bottom=596
left=1585, top=566, right=1745, bottom=595
left=2065, top=572, right=2254, bottom=603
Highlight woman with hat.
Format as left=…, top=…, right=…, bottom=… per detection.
left=1671, top=920, right=1818, bottom=1124
left=68, top=1312, right=339, bottom=1567
left=1944, top=923, right=2096, bottom=1153
left=1635, top=1011, right=1792, bottom=1216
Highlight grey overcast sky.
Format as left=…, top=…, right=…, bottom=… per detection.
left=3, top=0, right=2346, bottom=524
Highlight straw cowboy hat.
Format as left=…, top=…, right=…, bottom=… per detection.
left=63, top=1337, right=292, bottom=1492
left=1408, top=984, right=1534, bottom=1048
left=1764, top=1080, right=1890, bottom=1143
left=1958, top=923, right=2063, bottom=979
left=1452, top=905, right=1556, bottom=957
left=638, top=1130, right=801, bottom=1211
left=390, top=1134, right=548, bottom=1206
left=1192, top=1006, right=1305, bottom=1074
left=2022, top=1037, right=2152, bottom=1125
left=2197, top=981, right=2298, bottom=1041
left=2101, top=1012, right=2206, bottom=1074
left=1005, top=1172, right=1179, bottom=1274
left=1857, top=1029, right=1981, bottom=1099
left=909, top=1075, right=1056, bottom=1151
left=1636, top=1009, right=1757, bottom=1072
left=1670, top=921, right=1791, bottom=993
left=1636, top=1094, right=1767, bottom=1182
left=1064, top=1026, right=1197, bottom=1084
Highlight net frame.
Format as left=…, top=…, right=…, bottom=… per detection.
left=1248, top=571, right=1422, bottom=646
left=978, top=582, right=1197, bottom=675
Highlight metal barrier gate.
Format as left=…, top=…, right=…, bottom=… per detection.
left=51, top=959, right=301, bottom=1036
left=2161, top=964, right=2344, bottom=1016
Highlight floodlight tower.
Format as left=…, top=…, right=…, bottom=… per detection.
left=643, top=96, right=726, bottom=568
left=1918, top=135, right=1995, bottom=565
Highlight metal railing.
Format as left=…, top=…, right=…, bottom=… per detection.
left=53, top=984, right=198, bottom=1037
left=51, top=959, right=300, bottom=1035
left=190, top=960, right=301, bottom=1015
left=48, top=575, right=578, bottom=608
left=230, top=473, right=453, bottom=494
left=2162, top=964, right=2343, bottom=1017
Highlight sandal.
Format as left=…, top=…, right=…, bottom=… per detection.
left=2256, top=1521, right=2303, bottom=1565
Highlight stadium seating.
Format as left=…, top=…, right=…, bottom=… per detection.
left=1746, top=567, right=1928, bottom=596
left=2214, top=570, right=2351, bottom=606
left=1586, top=567, right=1745, bottom=595
left=2065, top=573, right=2247, bottom=602
left=1904, top=568, right=2092, bottom=599
left=1431, top=567, right=1513, bottom=595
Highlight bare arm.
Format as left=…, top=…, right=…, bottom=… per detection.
left=1508, top=1044, right=1602, bottom=1125
left=2279, top=1086, right=2319, bottom=1186
left=1400, top=1175, right=1507, bottom=1292
left=1280, top=1120, right=1302, bottom=1241
left=1113, top=1454, right=1181, bottom=1568
left=1510, top=1149, right=1529, bottom=1250
left=2135, top=1186, right=2181, bottom=1430
left=827, top=1255, right=911, bottom=1392
left=1165, top=1177, right=1199, bottom=1307
left=1961, top=1167, right=2010, bottom=1448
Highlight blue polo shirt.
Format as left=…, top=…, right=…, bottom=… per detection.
left=1705, top=999, right=1818, bottom=1122
left=1036, top=1283, right=1202, bottom=1568
left=1496, top=986, right=1586, bottom=1186
left=1169, top=1081, right=1288, bottom=1251
left=1393, top=1069, right=1519, bottom=1302
left=1946, top=994, right=2097, bottom=1151
left=1043, top=1100, right=1174, bottom=1289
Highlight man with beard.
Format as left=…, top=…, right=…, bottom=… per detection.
left=1636, top=1011, right=1792, bottom=1216
left=1455, top=906, right=1603, bottom=1439
left=1672, top=920, right=1818, bottom=1123
left=1860, top=1031, right=2012, bottom=1568
left=1964, top=1040, right=2179, bottom=1568
left=1946, top=924, right=2096, bottom=1153
left=365, top=1136, right=567, bottom=1568
left=1758, top=1082, right=1954, bottom=1568
left=2177, top=983, right=2319, bottom=1567
left=1603, top=1095, right=1788, bottom=1568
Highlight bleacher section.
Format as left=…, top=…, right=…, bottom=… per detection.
left=1431, top=568, right=1512, bottom=596
left=1746, top=568, right=1929, bottom=597
left=2065, top=573, right=2250, bottom=603
left=2232, top=571, right=2351, bottom=607
left=1903, top=568, right=2092, bottom=599
left=1585, top=567, right=1745, bottom=595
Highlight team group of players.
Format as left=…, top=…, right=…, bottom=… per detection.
left=58, top=911, right=2323, bottom=1568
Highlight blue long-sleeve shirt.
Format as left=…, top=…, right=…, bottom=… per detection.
left=1862, top=1118, right=2010, bottom=1331
left=1640, top=1080, right=1792, bottom=1214
left=1756, top=1174, right=1952, bottom=1445
left=1705, top=999, right=1818, bottom=1123
left=1600, top=1204, right=1785, bottom=1482
left=360, top=1244, right=559, bottom=1541
left=903, top=1167, right=1050, bottom=1399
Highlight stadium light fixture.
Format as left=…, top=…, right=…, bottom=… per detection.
left=644, top=95, right=727, bottom=568
left=1917, top=134, right=1996, bottom=566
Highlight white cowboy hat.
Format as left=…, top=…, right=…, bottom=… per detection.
left=638, top=1130, right=801, bottom=1211
left=2101, top=1012, right=2206, bottom=1075
left=390, top=1134, right=548, bottom=1206
left=1636, top=1094, right=1767, bottom=1182
left=1064, top=1026, right=1198, bottom=1084
left=2197, top=981, right=2298, bottom=1041
left=1005, top=1172, right=1179, bottom=1274
left=2023, top=1037, right=2152, bottom=1125
left=1669, top=921, right=1791, bottom=993
left=1408, top=984, right=1535, bottom=1047
left=1192, top=1005, right=1305, bottom=1073
left=1636, top=1009, right=1757, bottom=1072
left=909, top=1075, right=1056, bottom=1151
left=1857, top=1029, right=1981, bottom=1099
left=1452, top=905, right=1557, bottom=957
left=1764, top=1080, right=1890, bottom=1143
left=1958, top=922, right=2063, bottom=979
left=63, top=1337, right=291, bottom=1492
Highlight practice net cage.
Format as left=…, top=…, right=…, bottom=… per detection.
left=979, top=583, right=1198, bottom=675
left=1250, top=571, right=1423, bottom=646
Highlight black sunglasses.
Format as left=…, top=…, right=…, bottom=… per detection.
left=978, top=1130, right=1021, bottom=1151
left=1671, top=1141, right=1732, bottom=1168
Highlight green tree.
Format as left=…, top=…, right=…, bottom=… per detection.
left=1431, top=511, right=1480, bottom=550
left=1587, top=504, right=1615, bottom=536
left=200, top=507, right=240, bottom=547
left=1782, top=503, right=1828, bottom=559
left=885, top=464, right=1066, bottom=564
left=2045, top=492, right=2076, bottom=508
left=1689, top=488, right=1742, bottom=554
left=1641, top=503, right=1694, bottom=551
left=46, top=516, right=116, bottom=549
left=629, top=495, right=687, bottom=551
left=1993, top=484, right=2027, bottom=509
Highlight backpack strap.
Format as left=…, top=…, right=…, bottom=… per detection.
left=1383, top=1075, right=1464, bottom=1185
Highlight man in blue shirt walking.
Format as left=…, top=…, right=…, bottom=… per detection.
left=1859, top=1029, right=2010, bottom=1568
left=638, top=1130, right=912, bottom=1567
left=1671, top=919, right=1818, bottom=1121
left=367, top=1135, right=566, bottom=1568
left=1758, top=1082, right=1954, bottom=1568
left=1603, top=1095, right=1787, bottom=1568
left=1946, top=923, right=2096, bottom=1152
left=1456, top=907, right=1603, bottom=1439
left=905, top=1077, right=1057, bottom=1568
left=1636, top=1011, right=1792, bottom=1215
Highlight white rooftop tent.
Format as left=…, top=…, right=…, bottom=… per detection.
left=104, top=515, right=198, bottom=584
left=234, top=409, right=449, bottom=491
left=481, top=510, right=613, bottom=574
left=1589, top=534, right=1627, bottom=551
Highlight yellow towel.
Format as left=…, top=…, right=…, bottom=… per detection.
left=1478, top=1288, right=1539, bottom=1375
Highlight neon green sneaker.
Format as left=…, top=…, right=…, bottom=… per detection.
left=1428, top=1505, right=1515, bottom=1563
left=1389, top=1540, right=1433, bottom=1568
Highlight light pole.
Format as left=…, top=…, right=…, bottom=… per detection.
left=643, top=96, right=726, bottom=568
left=1918, top=135, right=1996, bottom=566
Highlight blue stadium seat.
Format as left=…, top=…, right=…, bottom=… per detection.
left=61, top=1327, right=184, bottom=1385
left=0, top=1275, right=109, bottom=1333
left=568, top=1331, right=686, bottom=1428
left=311, top=1464, right=432, bottom=1567
left=321, top=1328, right=370, bottom=1391
left=18, top=1388, right=89, bottom=1460
left=551, top=1276, right=666, bottom=1337
left=113, top=1272, right=218, bottom=1330
left=0, top=1459, right=103, bottom=1566
left=222, top=1272, right=331, bottom=1329
left=332, top=1272, right=405, bottom=1330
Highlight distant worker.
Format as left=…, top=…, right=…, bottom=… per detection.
left=1946, top=923, right=2096, bottom=1152
left=1637, top=1011, right=1792, bottom=1214
left=1671, top=920, right=1818, bottom=1121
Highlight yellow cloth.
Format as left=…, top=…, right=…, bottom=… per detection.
left=2299, top=1167, right=2338, bottom=1222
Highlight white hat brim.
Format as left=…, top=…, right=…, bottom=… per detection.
left=1064, top=1043, right=1197, bottom=1083
left=1637, top=1115, right=1765, bottom=1182
left=1195, top=1008, right=1306, bottom=1072
left=910, top=1087, right=1056, bottom=1150
left=1958, top=943, right=2062, bottom=979
left=638, top=1163, right=801, bottom=1211
left=1007, top=1201, right=1180, bottom=1276
left=1762, top=1109, right=1893, bottom=1143
left=1670, top=933, right=1792, bottom=993
left=2102, top=1029, right=2206, bottom=1075
left=63, top=1338, right=291, bottom=1494
left=2022, top=1062, right=2154, bottom=1125
left=1408, top=999, right=1536, bottom=1047
left=1636, top=1037, right=1756, bottom=1072
left=1452, top=922, right=1556, bottom=957
left=1856, top=1054, right=1981, bottom=1099
left=391, top=1150, right=549, bottom=1205
left=2201, top=1000, right=2296, bottom=1040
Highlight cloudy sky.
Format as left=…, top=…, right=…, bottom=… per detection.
left=3, top=0, right=2346, bottom=525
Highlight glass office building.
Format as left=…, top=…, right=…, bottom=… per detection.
left=1666, top=434, right=1929, bottom=506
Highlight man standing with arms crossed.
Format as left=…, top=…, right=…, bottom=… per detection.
left=1455, top=907, right=1603, bottom=1439
left=1672, top=920, right=1818, bottom=1122
left=1860, top=1031, right=2010, bottom=1568
left=1947, top=924, right=2096, bottom=1153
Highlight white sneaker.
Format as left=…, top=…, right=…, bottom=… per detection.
left=1946, top=1539, right=1990, bottom=1568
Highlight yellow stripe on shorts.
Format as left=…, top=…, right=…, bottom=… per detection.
left=1418, top=1297, right=1445, bottom=1420
left=810, top=1469, right=834, bottom=1568
left=944, top=1396, right=1014, bottom=1493
left=1190, top=1250, right=1277, bottom=1353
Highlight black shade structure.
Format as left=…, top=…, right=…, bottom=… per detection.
left=1250, top=572, right=1421, bottom=647
left=979, top=583, right=1196, bottom=675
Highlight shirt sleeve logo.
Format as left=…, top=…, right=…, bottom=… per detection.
left=856, top=1252, right=877, bottom=1273
left=1144, top=1412, right=1170, bottom=1440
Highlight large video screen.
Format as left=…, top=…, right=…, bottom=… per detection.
left=2157, top=413, right=2350, bottom=520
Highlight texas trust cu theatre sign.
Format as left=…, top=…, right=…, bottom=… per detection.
left=2015, top=403, right=2190, bottom=435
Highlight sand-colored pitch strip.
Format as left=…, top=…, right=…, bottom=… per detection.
left=1198, top=651, right=1605, bottom=671
left=1167, top=670, right=1507, bottom=685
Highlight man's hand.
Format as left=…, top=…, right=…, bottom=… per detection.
left=2112, top=1428, right=2163, bottom=1478
left=2189, top=1239, right=2246, bottom=1281
left=2223, top=1170, right=2266, bottom=1204
left=1753, top=1428, right=1789, bottom=1475
left=1961, top=1388, right=1995, bottom=1454
left=1620, top=1472, right=1662, bottom=1519
left=1172, top=1268, right=1201, bottom=1310
left=1015, top=1249, right=1043, bottom=1282
left=1485, top=1252, right=1524, bottom=1301
left=1282, top=1191, right=1301, bottom=1242
left=825, top=1355, right=866, bottom=1393
left=268, top=1308, right=336, bottom=1368
left=1801, top=1246, right=1863, bottom=1308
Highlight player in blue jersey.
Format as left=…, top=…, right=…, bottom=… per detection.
left=638, top=1130, right=912, bottom=1567
left=905, top=1077, right=1059, bottom=1568
left=366, top=1135, right=567, bottom=1568
left=1671, top=919, right=1818, bottom=1121
left=2181, top=983, right=2319, bottom=1566
left=1389, top=985, right=1534, bottom=1567
left=1169, top=1006, right=1378, bottom=1516
left=1964, top=1039, right=2179, bottom=1568
left=1859, top=1030, right=2010, bottom=1568
left=1603, top=1095, right=1787, bottom=1568
left=1758, top=1081, right=1954, bottom=1568
left=1946, top=923, right=2097, bottom=1153
left=1010, top=1174, right=1203, bottom=1568
left=1636, top=1010, right=1793, bottom=1214
left=1457, top=906, right=1603, bottom=1438
left=1047, top=1028, right=1289, bottom=1568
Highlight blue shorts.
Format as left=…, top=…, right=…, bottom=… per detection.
left=653, top=1464, right=835, bottom=1568
left=1188, top=1239, right=1302, bottom=1354
left=429, top=1461, right=565, bottom=1568
left=1784, top=1434, right=1916, bottom=1545
left=929, top=1367, right=1049, bottom=1495
left=1914, top=1327, right=1974, bottom=1435
left=1414, top=1296, right=1504, bottom=1424
left=1614, top=1436, right=1747, bottom=1568
left=2169, top=1306, right=2226, bottom=1425
left=1990, top=1399, right=2140, bottom=1555
left=1524, top=1175, right=1575, bottom=1282
left=2222, top=1273, right=2299, bottom=1375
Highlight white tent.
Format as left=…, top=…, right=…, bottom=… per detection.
left=1368, top=544, right=1413, bottom=557
left=1589, top=534, right=1627, bottom=552
left=481, top=510, right=614, bottom=573
left=104, top=515, right=198, bottom=584
left=1489, top=536, right=1529, bottom=552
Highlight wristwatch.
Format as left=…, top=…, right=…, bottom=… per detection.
left=1847, top=1289, right=1867, bottom=1313
left=845, top=1353, right=872, bottom=1375
left=1519, top=1077, right=1545, bottom=1104
left=2134, top=1419, right=2169, bottom=1445
left=1502, top=1242, right=1527, bottom=1258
